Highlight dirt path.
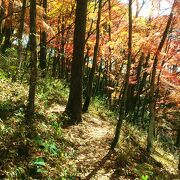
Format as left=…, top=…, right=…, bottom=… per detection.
left=48, top=104, right=179, bottom=179
left=63, top=112, right=115, bottom=179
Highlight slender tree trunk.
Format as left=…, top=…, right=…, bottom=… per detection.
left=25, top=0, right=37, bottom=123
left=133, top=53, right=150, bottom=122
left=177, top=126, right=180, bottom=171
left=95, top=58, right=103, bottom=94
left=111, top=0, right=132, bottom=149
left=47, top=48, right=52, bottom=73
left=17, top=0, right=26, bottom=77
left=1, top=0, right=13, bottom=53
left=135, top=0, right=146, bottom=18
left=52, top=55, right=58, bottom=77
left=135, top=0, right=140, bottom=17
left=131, top=53, right=146, bottom=121
left=108, top=0, right=112, bottom=83
left=59, top=16, right=66, bottom=79
left=39, top=0, right=47, bottom=75
left=147, top=7, right=174, bottom=154
left=136, top=53, right=144, bottom=88
left=65, top=0, right=88, bottom=124
left=0, top=0, right=5, bottom=45
left=20, top=46, right=29, bottom=83
left=176, top=126, right=180, bottom=148
left=82, top=0, right=102, bottom=112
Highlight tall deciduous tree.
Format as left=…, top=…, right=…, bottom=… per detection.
left=0, top=0, right=5, bottom=45
left=111, top=0, right=132, bottom=149
left=39, top=0, right=47, bottom=74
left=65, top=0, right=88, bottom=124
left=82, top=0, right=102, bottom=112
left=147, top=2, right=174, bottom=154
left=17, top=0, right=26, bottom=75
left=1, top=0, right=13, bottom=53
left=25, top=0, right=37, bottom=122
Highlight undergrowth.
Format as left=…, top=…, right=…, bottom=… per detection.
left=0, top=76, right=179, bottom=179
left=0, top=78, right=76, bottom=179
left=89, top=96, right=117, bottom=121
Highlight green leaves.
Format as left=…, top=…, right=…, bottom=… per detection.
left=31, top=157, right=48, bottom=176
left=133, top=163, right=153, bottom=180
left=34, top=136, right=59, bottom=156
left=141, top=175, right=149, bottom=180
left=33, top=157, right=46, bottom=167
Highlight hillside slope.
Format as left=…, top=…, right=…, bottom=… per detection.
left=0, top=79, right=179, bottom=179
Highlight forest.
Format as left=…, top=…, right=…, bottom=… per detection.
left=0, top=0, right=179, bottom=179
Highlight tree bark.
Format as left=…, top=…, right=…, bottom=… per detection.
left=59, top=16, right=66, bottom=79
left=111, top=0, right=132, bottom=149
left=25, top=0, right=37, bottom=123
left=39, top=0, right=47, bottom=75
left=1, top=0, right=13, bottom=53
left=0, top=0, right=5, bottom=45
left=82, top=0, right=102, bottom=112
left=133, top=53, right=150, bottom=122
left=108, top=0, right=112, bottom=81
left=147, top=6, right=174, bottom=154
left=176, top=126, right=180, bottom=148
left=65, top=0, right=88, bottom=124
left=17, top=0, right=27, bottom=77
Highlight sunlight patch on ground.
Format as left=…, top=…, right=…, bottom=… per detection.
left=46, top=104, right=65, bottom=114
left=152, top=147, right=179, bottom=174
left=63, top=113, right=114, bottom=179
left=84, top=117, right=113, bottom=140
left=92, top=169, right=115, bottom=180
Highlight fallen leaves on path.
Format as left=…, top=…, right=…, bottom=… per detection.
left=63, top=113, right=114, bottom=179
left=48, top=104, right=179, bottom=179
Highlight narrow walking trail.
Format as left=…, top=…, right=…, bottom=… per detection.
left=63, top=112, right=115, bottom=179
left=48, top=104, right=179, bottom=179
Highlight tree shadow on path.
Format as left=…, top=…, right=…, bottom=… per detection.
left=85, top=142, right=179, bottom=180
left=85, top=150, right=115, bottom=180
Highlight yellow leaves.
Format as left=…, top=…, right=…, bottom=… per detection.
left=48, top=0, right=74, bottom=18
left=106, top=41, right=115, bottom=49
left=87, top=1, right=99, bottom=24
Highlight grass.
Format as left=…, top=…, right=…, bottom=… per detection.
left=89, top=96, right=117, bottom=122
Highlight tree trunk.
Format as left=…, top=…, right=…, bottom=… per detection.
left=65, top=0, right=88, bottom=124
left=147, top=7, right=174, bottom=154
left=135, top=0, right=146, bottom=18
left=1, top=0, right=13, bottom=53
left=108, top=0, right=112, bottom=83
left=176, top=126, right=180, bottom=148
left=111, top=0, right=132, bottom=149
left=52, top=55, right=58, bottom=78
left=95, top=58, right=103, bottom=94
left=177, top=125, right=180, bottom=171
left=132, top=53, right=149, bottom=122
left=0, top=0, right=5, bottom=45
left=39, top=0, right=47, bottom=75
left=25, top=0, right=37, bottom=123
left=82, top=0, right=102, bottom=112
left=59, top=16, right=66, bottom=79
left=17, top=0, right=27, bottom=77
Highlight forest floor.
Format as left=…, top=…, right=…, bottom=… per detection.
left=0, top=78, right=179, bottom=179
left=61, top=106, right=179, bottom=179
